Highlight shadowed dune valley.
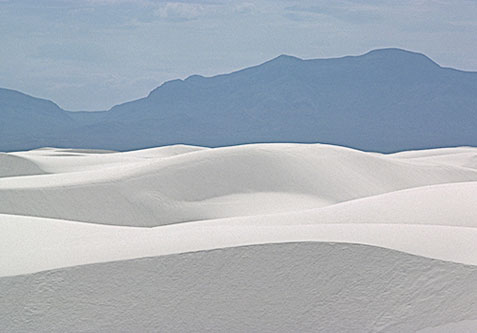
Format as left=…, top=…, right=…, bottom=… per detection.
left=2, top=1, right=477, bottom=331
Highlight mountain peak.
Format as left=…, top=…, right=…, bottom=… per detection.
left=276, top=54, right=302, bottom=60
left=185, top=74, right=205, bottom=82
left=361, top=48, right=439, bottom=67
left=268, top=54, right=303, bottom=63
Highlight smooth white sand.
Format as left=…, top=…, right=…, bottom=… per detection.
left=1, top=143, right=477, bottom=227
left=1, top=143, right=477, bottom=331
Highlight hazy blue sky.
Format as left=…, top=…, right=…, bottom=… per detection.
left=1, top=0, right=476, bottom=110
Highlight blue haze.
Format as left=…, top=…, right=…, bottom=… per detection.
left=1, top=49, right=476, bottom=152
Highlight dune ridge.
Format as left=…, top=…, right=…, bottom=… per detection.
left=1, top=143, right=477, bottom=331
left=1, top=143, right=477, bottom=227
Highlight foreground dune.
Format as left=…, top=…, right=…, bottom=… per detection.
left=2, top=243, right=477, bottom=332
left=1, top=143, right=477, bottom=331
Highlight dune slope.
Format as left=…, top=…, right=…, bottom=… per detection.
left=1, top=144, right=477, bottom=227
left=0, top=153, right=46, bottom=178
left=1, top=143, right=477, bottom=331
left=2, top=243, right=477, bottom=333
left=1, top=179, right=477, bottom=277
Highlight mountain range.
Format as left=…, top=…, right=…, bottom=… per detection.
left=1, top=48, right=476, bottom=152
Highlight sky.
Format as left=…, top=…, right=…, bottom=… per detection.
left=1, top=0, right=477, bottom=111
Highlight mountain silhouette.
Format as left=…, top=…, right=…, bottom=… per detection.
left=1, top=48, right=476, bottom=152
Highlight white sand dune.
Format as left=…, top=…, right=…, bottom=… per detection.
left=1, top=143, right=477, bottom=227
left=418, top=319, right=477, bottom=333
left=1, top=243, right=477, bottom=332
left=2, top=209, right=477, bottom=277
left=1, top=179, right=477, bottom=277
left=10, top=145, right=207, bottom=174
left=391, top=147, right=477, bottom=170
left=1, top=143, right=477, bottom=331
left=0, top=153, right=46, bottom=178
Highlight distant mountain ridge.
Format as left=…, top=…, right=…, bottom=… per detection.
left=1, top=48, right=477, bottom=152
